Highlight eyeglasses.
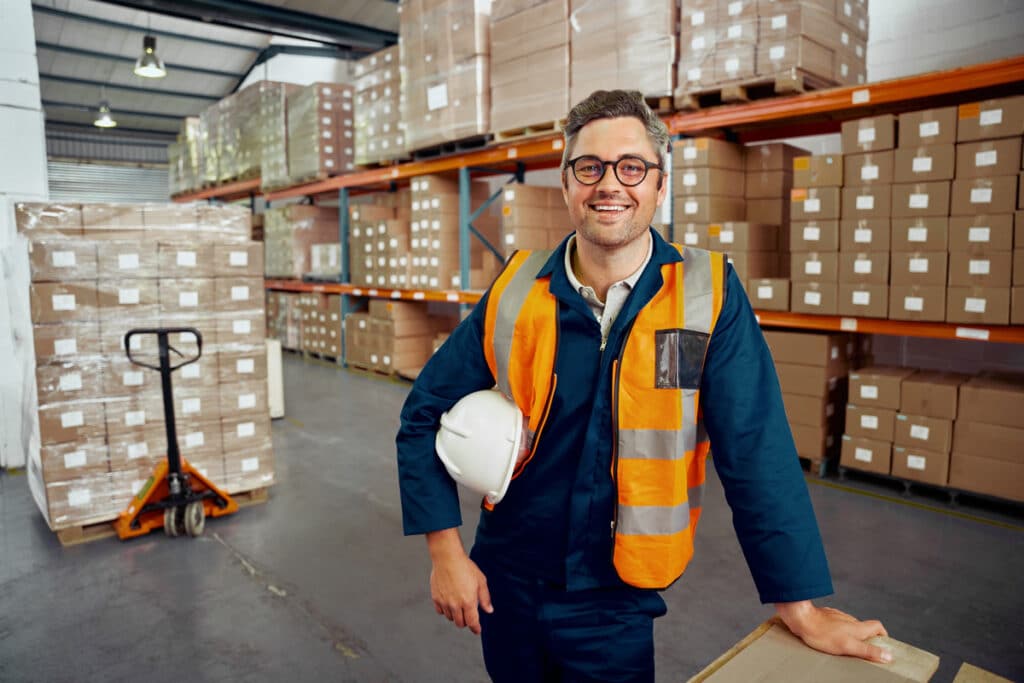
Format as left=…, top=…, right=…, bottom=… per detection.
left=566, top=155, right=663, bottom=186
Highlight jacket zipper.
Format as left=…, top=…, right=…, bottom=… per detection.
left=608, top=318, right=635, bottom=545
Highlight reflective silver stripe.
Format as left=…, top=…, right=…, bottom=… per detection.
left=492, top=251, right=552, bottom=397
left=619, top=424, right=696, bottom=460
left=682, top=387, right=698, bottom=456
left=688, top=482, right=705, bottom=510
left=617, top=502, right=691, bottom=536
left=682, top=247, right=713, bottom=334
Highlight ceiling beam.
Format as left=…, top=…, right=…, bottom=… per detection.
left=36, top=41, right=243, bottom=79
left=32, top=5, right=262, bottom=52
left=46, top=131, right=171, bottom=148
left=95, top=0, right=396, bottom=50
left=42, top=99, right=186, bottom=121
left=40, top=73, right=221, bottom=101
left=46, top=120, right=178, bottom=138
left=232, top=43, right=350, bottom=92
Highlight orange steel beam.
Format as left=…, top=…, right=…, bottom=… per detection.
left=755, top=311, right=1024, bottom=344
left=264, top=279, right=483, bottom=304
left=172, top=177, right=261, bottom=203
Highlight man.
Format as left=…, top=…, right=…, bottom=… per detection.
left=397, top=90, right=889, bottom=682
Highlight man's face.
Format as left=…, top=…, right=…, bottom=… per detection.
left=561, top=116, right=667, bottom=250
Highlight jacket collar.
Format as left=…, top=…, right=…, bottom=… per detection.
left=536, top=227, right=683, bottom=281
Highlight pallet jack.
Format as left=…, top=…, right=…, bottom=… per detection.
left=114, top=327, right=238, bottom=539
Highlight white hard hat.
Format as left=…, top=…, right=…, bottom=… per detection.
left=435, top=389, right=525, bottom=505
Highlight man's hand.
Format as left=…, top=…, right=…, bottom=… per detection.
left=426, top=528, right=494, bottom=635
left=775, top=600, right=892, bottom=664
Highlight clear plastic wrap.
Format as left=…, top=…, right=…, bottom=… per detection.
left=259, top=81, right=303, bottom=191
left=15, top=202, right=83, bottom=238
left=263, top=205, right=340, bottom=278
left=287, top=83, right=356, bottom=183
left=354, top=46, right=407, bottom=165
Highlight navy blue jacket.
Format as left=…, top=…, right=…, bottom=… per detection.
left=396, top=229, right=833, bottom=604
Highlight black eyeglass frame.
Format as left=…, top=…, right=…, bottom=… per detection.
left=565, top=154, right=664, bottom=186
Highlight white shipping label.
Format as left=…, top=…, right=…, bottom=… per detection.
left=59, top=373, right=82, bottom=392
left=61, top=411, right=84, bottom=428
left=683, top=172, right=697, bottom=187
left=504, top=189, right=515, bottom=201
left=727, top=24, right=742, bottom=39
left=505, top=234, right=515, bottom=245
left=242, top=457, right=259, bottom=473
left=119, top=288, right=140, bottom=305
left=688, top=67, right=702, bottom=81
left=237, top=358, right=255, bottom=374
left=179, top=292, right=199, bottom=307
left=52, top=294, right=76, bottom=311
left=128, top=442, right=149, bottom=459
left=725, top=58, right=740, bottom=74
left=129, top=336, right=142, bottom=351
left=720, top=230, right=735, bottom=244
left=909, top=193, right=929, bottom=209
left=177, top=251, right=197, bottom=267
left=903, top=296, right=924, bottom=312
left=239, top=393, right=257, bottom=409
left=231, top=286, right=250, bottom=301
left=691, top=35, right=705, bottom=50
left=852, top=291, right=871, bottom=305
left=964, top=297, right=987, bottom=313
left=910, top=424, right=930, bottom=440
left=52, top=251, right=76, bottom=267
left=691, top=10, right=705, bottom=26
left=856, top=195, right=875, bottom=210
left=54, top=338, right=77, bottom=356
left=969, top=260, right=991, bottom=275
left=911, top=156, right=933, bottom=173
left=975, top=150, right=998, bottom=167
left=185, top=432, right=205, bottom=448
left=968, top=227, right=991, bottom=242
left=426, top=84, right=448, bottom=111
left=861, top=165, right=879, bottom=181
left=123, top=371, right=144, bottom=387
left=683, top=146, right=698, bottom=160
left=854, top=259, right=872, bottom=274
left=181, top=398, right=200, bottom=414
left=919, top=121, right=940, bottom=138
left=803, top=226, right=821, bottom=241
left=64, top=450, right=87, bottom=468
left=728, top=1, right=742, bottom=15
left=684, top=201, right=699, bottom=215
left=854, top=228, right=872, bottom=243
left=757, top=286, right=774, bottom=300
left=971, top=188, right=993, bottom=204
left=684, top=233, right=698, bottom=245
left=860, top=385, right=879, bottom=400
left=233, top=319, right=252, bottom=335
left=858, top=127, right=876, bottom=144
left=769, top=45, right=786, bottom=61
left=118, top=253, right=140, bottom=270
left=907, top=455, right=927, bottom=470
left=909, top=258, right=929, bottom=273
left=979, top=108, right=1003, bottom=126
left=237, top=422, right=256, bottom=438
left=805, top=260, right=823, bottom=275
left=861, top=414, right=879, bottom=430
left=182, top=363, right=200, bottom=379
left=229, top=251, right=249, bottom=267
left=908, top=227, right=928, bottom=242
left=804, top=291, right=822, bottom=306
left=125, top=410, right=146, bottom=427
left=771, top=14, right=787, bottom=29
left=804, top=198, right=821, bottom=213
left=68, top=489, right=92, bottom=507
left=854, top=447, right=873, bottom=463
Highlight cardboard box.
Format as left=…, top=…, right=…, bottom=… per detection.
left=673, top=138, right=746, bottom=170
left=841, top=115, right=896, bottom=154
left=839, top=252, right=889, bottom=284
left=791, top=252, right=838, bottom=282
left=1014, top=285, right=1024, bottom=323
left=37, top=400, right=106, bottom=446
left=782, top=392, right=840, bottom=428
left=213, top=243, right=265, bottom=277
left=946, top=286, right=1010, bottom=325
left=746, top=143, right=808, bottom=172
left=845, top=403, right=897, bottom=441
left=790, top=422, right=837, bottom=462
left=744, top=170, right=793, bottom=199
left=726, top=251, right=779, bottom=280
left=789, top=281, right=838, bottom=315
left=763, top=330, right=850, bottom=369
left=214, top=278, right=264, bottom=313
left=224, top=443, right=275, bottom=492
left=791, top=187, right=841, bottom=221
left=793, top=155, right=843, bottom=187
left=219, top=379, right=269, bottom=418
left=158, top=278, right=217, bottom=315
left=97, top=242, right=159, bottom=279
left=157, top=243, right=216, bottom=277
left=675, top=224, right=707, bottom=248
left=676, top=195, right=746, bottom=222
left=894, top=413, right=953, bottom=454
left=848, top=366, right=916, bottom=410
left=221, top=414, right=272, bottom=455
left=746, top=278, right=789, bottom=311
left=745, top=198, right=788, bottom=225
left=952, top=420, right=1024, bottom=464
left=893, top=144, right=956, bottom=183
left=15, top=202, right=83, bottom=237
left=899, top=106, right=958, bottom=147
left=838, top=283, right=888, bottom=318
left=841, top=184, right=892, bottom=219
left=947, top=250, right=1012, bottom=288
left=888, top=285, right=946, bottom=322
left=950, top=176, right=1019, bottom=216
left=35, top=359, right=104, bottom=405
left=839, top=219, right=890, bottom=252
left=892, top=446, right=950, bottom=486
left=40, top=438, right=110, bottom=482
left=218, top=348, right=268, bottom=384
left=890, top=217, right=949, bottom=252
left=108, top=428, right=166, bottom=471
left=32, top=322, right=101, bottom=362
left=178, top=422, right=224, bottom=462
left=103, top=394, right=165, bottom=437
left=28, top=241, right=98, bottom=282
left=890, top=252, right=948, bottom=286
left=30, top=282, right=100, bottom=324
left=171, top=350, right=219, bottom=389
left=98, top=279, right=159, bottom=320
left=99, top=316, right=162, bottom=357
left=840, top=435, right=892, bottom=475
left=891, top=182, right=951, bottom=218
left=673, top=167, right=746, bottom=197
left=774, top=362, right=846, bottom=399
left=949, top=452, right=1024, bottom=502
left=216, top=313, right=266, bottom=351
left=957, top=372, right=1024, bottom=429
left=844, top=151, right=894, bottom=186
left=707, top=223, right=777, bottom=252
left=900, top=370, right=967, bottom=419
left=103, top=356, right=161, bottom=396
left=956, top=95, right=1024, bottom=143
left=790, top=220, right=839, bottom=252
left=955, top=137, right=1022, bottom=178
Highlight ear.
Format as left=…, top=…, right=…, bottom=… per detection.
left=655, top=169, right=668, bottom=208
left=561, top=169, right=570, bottom=206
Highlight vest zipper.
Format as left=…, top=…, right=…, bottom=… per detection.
left=608, top=319, right=635, bottom=546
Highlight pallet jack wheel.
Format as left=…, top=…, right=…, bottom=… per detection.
left=184, top=501, right=205, bottom=537
left=164, top=507, right=183, bottom=537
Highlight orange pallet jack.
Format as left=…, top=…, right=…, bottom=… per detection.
left=114, top=327, right=238, bottom=539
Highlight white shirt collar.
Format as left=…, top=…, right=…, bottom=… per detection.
left=564, top=231, right=653, bottom=306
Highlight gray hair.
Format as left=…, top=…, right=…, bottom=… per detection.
left=561, top=90, right=670, bottom=169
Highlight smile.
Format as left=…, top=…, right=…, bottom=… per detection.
left=590, top=204, right=629, bottom=212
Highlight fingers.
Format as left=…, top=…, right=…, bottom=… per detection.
left=478, top=579, right=494, bottom=614
left=847, top=639, right=894, bottom=664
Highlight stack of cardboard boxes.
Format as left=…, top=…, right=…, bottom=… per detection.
left=263, top=205, right=341, bottom=279
left=296, top=293, right=344, bottom=358
left=951, top=373, right=1024, bottom=503
left=354, top=45, right=407, bottom=165
left=18, top=202, right=273, bottom=532
left=790, top=152, right=843, bottom=314
left=168, top=117, right=202, bottom=197
left=490, top=0, right=570, bottom=134
left=286, top=83, right=356, bottom=184
left=260, top=82, right=302, bottom=191
left=891, top=371, right=965, bottom=488
left=500, top=184, right=567, bottom=258
left=400, top=0, right=491, bottom=151
left=839, top=366, right=917, bottom=476
left=265, top=290, right=302, bottom=351
left=345, top=300, right=455, bottom=375
left=350, top=203, right=401, bottom=288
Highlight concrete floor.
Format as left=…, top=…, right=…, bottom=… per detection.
left=1, top=354, right=1022, bottom=682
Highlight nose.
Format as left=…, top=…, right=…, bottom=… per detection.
left=594, top=161, right=625, bottom=192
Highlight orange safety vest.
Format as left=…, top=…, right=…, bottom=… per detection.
left=482, top=244, right=726, bottom=589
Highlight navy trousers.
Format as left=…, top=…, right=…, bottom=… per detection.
left=474, top=558, right=668, bottom=683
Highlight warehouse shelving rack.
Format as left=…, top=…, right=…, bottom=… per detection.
left=172, top=55, right=1024, bottom=361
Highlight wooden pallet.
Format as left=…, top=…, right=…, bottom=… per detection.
left=346, top=362, right=401, bottom=380
left=674, top=70, right=835, bottom=111
left=412, top=134, right=492, bottom=161
left=644, top=95, right=674, bottom=114
left=303, top=350, right=341, bottom=364
left=836, top=466, right=1024, bottom=511
left=494, top=119, right=566, bottom=143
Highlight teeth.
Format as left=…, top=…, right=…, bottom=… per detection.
left=593, top=205, right=626, bottom=212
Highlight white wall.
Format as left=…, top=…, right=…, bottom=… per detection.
left=237, top=37, right=352, bottom=90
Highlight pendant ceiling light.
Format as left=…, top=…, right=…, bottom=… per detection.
left=93, top=100, right=117, bottom=128
left=134, top=35, right=167, bottom=78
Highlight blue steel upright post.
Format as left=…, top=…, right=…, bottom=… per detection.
left=338, top=187, right=351, bottom=367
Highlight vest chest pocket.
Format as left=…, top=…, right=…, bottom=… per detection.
left=654, top=329, right=710, bottom=390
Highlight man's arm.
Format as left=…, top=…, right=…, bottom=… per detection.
left=776, top=600, right=892, bottom=663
